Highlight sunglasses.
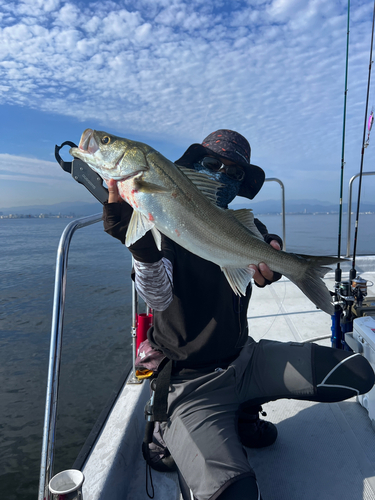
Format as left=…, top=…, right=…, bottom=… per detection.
left=199, top=157, right=245, bottom=182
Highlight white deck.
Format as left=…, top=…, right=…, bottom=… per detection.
left=82, top=257, right=375, bottom=500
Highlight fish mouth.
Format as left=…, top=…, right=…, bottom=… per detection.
left=79, top=129, right=99, bottom=154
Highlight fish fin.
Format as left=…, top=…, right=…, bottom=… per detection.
left=221, top=266, right=256, bottom=296
left=151, top=226, right=162, bottom=251
left=177, top=165, right=224, bottom=204
left=135, top=179, right=170, bottom=194
left=125, top=210, right=155, bottom=247
left=228, top=208, right=264, bottom=240
left=285, top=254, right=347, bottom=315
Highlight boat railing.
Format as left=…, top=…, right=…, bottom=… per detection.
left=38, top=214, right=105, bottom=500
left=264, top=177, right=286, bottom=250
left=346, top=171, right=375, bottom=257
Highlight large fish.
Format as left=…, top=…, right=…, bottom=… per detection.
left=70, top=129, right=344, bottom=315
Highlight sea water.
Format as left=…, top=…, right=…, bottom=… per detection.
left=0, top=213, right=374, bottom=500
left=0, top=217, right=133, bottom=500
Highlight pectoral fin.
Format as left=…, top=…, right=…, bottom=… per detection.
left=134, top=179, right=170, bottom=194
left=221, top=266, right=256, bottom=296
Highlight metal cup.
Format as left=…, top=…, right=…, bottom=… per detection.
left=49, top=469, right=84, bottom=500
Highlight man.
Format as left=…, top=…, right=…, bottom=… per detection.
left=103, top=130, right=374, bottom=500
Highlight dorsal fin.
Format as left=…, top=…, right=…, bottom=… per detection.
left=227, top=208, right=264, bottom=240
left=177, top=165, right=223, bottom=204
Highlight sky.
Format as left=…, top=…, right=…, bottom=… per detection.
left=1, top=0, right=375, bottom=209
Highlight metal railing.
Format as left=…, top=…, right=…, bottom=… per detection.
left=38, top=179, right=287, bottom=498
left=346, top=171, right=375, bottom=257
left=38, top=214, right=103, bottom=500
left=264, top=177, right=286, bottom=250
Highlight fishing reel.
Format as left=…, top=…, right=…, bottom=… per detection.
left=331, top=271, right=374, bottom=350
left=334, top=276, right=372, bottom=314
left=333, top=280, right=354, bottom=320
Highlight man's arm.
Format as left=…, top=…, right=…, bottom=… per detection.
left=103, top=180, right=173, bottom=310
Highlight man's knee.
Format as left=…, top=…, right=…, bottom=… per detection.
left=313, top=345, right=375, bottom=401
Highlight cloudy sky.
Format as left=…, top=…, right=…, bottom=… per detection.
left=1, top=0, right=375, bottom=209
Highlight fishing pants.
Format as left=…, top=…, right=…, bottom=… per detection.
left=160, top=339, right=375, bottom=500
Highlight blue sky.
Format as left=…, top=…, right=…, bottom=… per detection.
left=1, top=0, right=375, bottom=209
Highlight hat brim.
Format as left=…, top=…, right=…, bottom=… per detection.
left=175, top=143, right=265, bottom=200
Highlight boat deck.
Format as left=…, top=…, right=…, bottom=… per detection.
left=82, top=258, right=375, bottom=500
left=245, top=260, right=375, bottom=500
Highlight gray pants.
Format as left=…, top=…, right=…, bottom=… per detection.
left=161, top=339, right=374, bottom=500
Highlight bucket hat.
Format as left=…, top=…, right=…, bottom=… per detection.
left=175, top=129, right=265, bottom=199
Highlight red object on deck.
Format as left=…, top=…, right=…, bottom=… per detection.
left=136, top=313, right=153, bottom=351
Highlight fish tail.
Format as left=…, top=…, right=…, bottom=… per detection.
left=286, top=254, right=345, bottom=315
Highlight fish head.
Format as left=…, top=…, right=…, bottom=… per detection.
left=69, top=129, right=149, bottom=181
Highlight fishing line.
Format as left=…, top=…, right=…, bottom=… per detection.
left=249, top=277, right=287, bottom=341
left=332, top=0, right=351, bottom=350
left=350, top=0, right=375, bottom=281
left=336, top=0, right=350, bottom=283
left=200, top=103, right=211, bottom=141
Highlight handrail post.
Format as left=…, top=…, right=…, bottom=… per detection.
left=346, top=171, right=375, bottom=257
left=128, top=259, right=142, bottom=384
left=264, top=177, right=286, bottom=250
left=38, top=214, right=103, bottom=500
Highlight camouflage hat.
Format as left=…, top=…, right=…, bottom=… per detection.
left=175, top=129, right=265, bottom=199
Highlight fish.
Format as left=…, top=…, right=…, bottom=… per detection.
left=70, top=128, right=345, bottom=315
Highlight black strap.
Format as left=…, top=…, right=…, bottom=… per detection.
left=152, top=359, right=172, bottom=422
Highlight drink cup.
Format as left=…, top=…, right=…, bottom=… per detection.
left=48, top=469, right=84, bottom=499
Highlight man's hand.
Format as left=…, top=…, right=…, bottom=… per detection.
left=107, top=179, right=123, bottom=203
left=249, top=240, right=281, bottom=287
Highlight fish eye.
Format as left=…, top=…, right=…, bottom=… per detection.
left=101, top=136, right=111, bottom=145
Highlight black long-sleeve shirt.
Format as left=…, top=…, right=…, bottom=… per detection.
left=103, top=202, right=282, bottom=369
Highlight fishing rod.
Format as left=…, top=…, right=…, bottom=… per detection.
left=332, top=0, right=351, bottom=350
left=350, top=0, right=375, bottom=281
left=332, top=1, right=375, bottom=349
left=335, top=0, right=350, bottom=281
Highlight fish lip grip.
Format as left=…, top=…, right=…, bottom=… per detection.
left=55, top=140, right=109, bottom=204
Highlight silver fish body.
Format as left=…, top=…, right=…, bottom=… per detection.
left=70, top=129, right=344, bottom=314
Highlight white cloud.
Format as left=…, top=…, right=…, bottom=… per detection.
left=0, top=0, right=374, bottom=204
left=267, top=0, right=305, bottom=21
left=0, top=154, right=68, bottom=181
left=0, top=153, right=98, bottom=206
left=53, top=2, right=80, bottom=26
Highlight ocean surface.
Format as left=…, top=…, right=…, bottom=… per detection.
left=0, top=212, right=374, bottom=500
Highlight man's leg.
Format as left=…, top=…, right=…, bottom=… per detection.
left=162, top=368, right=260, bottom=500
left=177, top=469, right=261, bottom=500
left=237, top=403, right=278, bottom=448
left=236, top=339, right=375, bottom=406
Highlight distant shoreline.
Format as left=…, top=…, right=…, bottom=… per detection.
left=1, top=211, right=374, bottom=220
left=0, top=213, right=76, bottom=219
left=255, top=212, right=375, bottom=216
